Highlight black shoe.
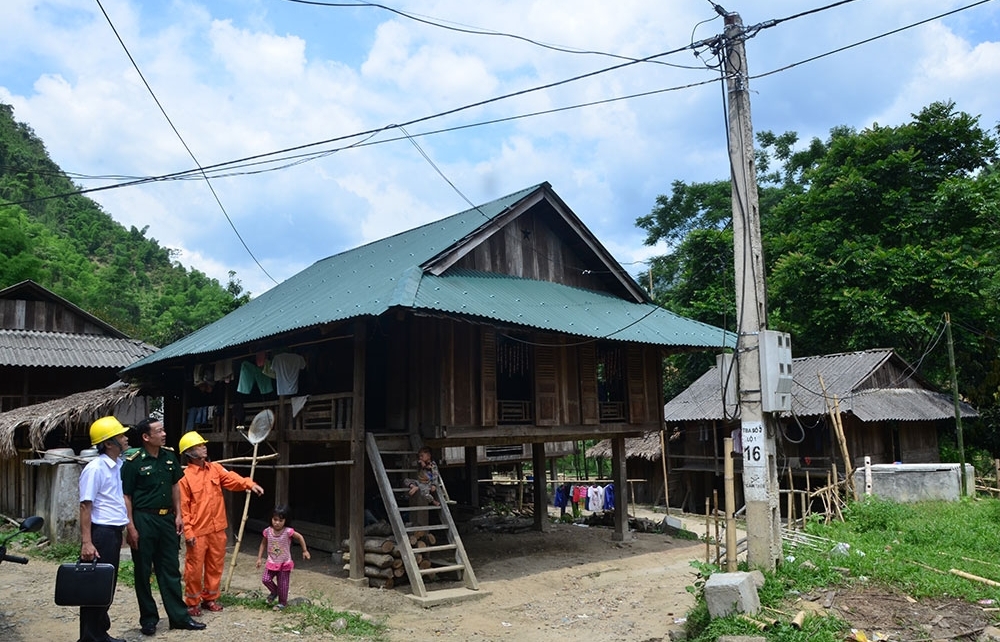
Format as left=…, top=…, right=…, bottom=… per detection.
left=140, top=623, right=156, bottom=636
left=169, top=619, right=207, bottom=631
left=106, top=637, right=127, bottom=642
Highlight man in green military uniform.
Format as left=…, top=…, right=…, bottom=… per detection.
left=122, top=418, right=207, bottom=636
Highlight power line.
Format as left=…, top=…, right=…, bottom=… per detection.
left=93, top=0, right=278, bottom=285
left=4, top=0, right=991, bottom=225
left=749, top=0, right=996, bottom=80
left=4, top=48, right=716, bottom=207
left=282, top=0, right=708, bottom=70
left=11, top=0, right=992, bottom=209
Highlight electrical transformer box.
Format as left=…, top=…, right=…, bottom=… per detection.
left=759, top=330, right=793, bottom=412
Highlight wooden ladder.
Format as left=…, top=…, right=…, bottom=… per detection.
left=366, top=433, right=480, bottom=603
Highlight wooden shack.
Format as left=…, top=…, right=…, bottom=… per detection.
left=0, top=280, right=156, bottom=517
left=120, top=183, right=732, bottom=584
left=589, top=348, right=979, bottom=514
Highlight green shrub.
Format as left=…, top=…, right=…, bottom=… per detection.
left=841, top=495, right=911, bottom=533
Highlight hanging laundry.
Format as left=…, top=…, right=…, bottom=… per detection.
left=290, top=395, right=309, bottom=418
left=272, top=352, right=307, bottom=395
left=214, top=359, right=234, bottom=383
left=587, top=483, right=604, bottom=513
left=603, top=483, right=615, bottom=510
left=237, top=360, right=275, bottom=395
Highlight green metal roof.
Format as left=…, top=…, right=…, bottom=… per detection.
left=124, top=183, right=731, bottom=372
left=415, top=270, right=730, bottom=347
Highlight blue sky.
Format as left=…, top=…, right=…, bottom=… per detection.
left=3, top=0, right=999, bottom=297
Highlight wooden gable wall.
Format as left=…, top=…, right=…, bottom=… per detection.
left=858, top=357, right=924, bottom=391
left=451, top=206, right=621, bottom=296
left=0, top=293, right=113, bottom=336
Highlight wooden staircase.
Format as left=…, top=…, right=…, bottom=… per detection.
left=366, top=433, right=482, bottom=606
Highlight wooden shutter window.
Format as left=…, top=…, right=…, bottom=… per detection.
left=579, top=343, right=598, bottom=425
left=481, top=328, right=497, bottom=426
left=627, top=345, right=646, bottom=424
left=534, top=343, right=558, bottom=426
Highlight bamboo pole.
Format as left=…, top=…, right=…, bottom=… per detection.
left=738, top=614, right=767, bottom=630
left=951, top=569, right=1000, bottom=587
left=786, top=467, right=795, bottom=530
left=803, top=470, right=811, bottom=523
left=724, top=437, right=737, bottom=571
left=224, top=439, right=259, bottom=592
left=225, top=459, right=353, bottom=470
left=832, top=394, right=855, bottom=498
left=705, top=498, right=711, bottom=564
left=214, top=452, right=279, bottom=465
left=713, top=489, right=720, bottom=564
left=818, top=374, right=855, bottom=499
left=660, top=430, right=670, bottom=510
left=822, top=472, right=831, bottom=524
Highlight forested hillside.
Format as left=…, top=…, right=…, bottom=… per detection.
left=0, top=103, right=249, bottom=347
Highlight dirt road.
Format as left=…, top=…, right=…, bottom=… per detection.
left=0, top=510, right=702, bottom=642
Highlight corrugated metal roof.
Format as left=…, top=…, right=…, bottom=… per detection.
left=663, top=348, right=978, bottom=422
left=414, top=270, right=731, bottom=346
left=125, top=185, right=544, bottom=369
left=847, top=388, right=976, bottom=421
left=125, top=184, right=733, bottom=371
left=0, top=329, right=158, bottom=368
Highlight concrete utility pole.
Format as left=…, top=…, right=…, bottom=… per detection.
left=723, top=10, right=781, bottom=571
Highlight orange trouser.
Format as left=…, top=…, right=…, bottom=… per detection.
left=184, top=529, right=227, bottom=606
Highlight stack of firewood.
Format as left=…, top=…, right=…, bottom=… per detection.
left=341, top=532, right=439, bottom=588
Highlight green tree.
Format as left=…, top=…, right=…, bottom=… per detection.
left=638, top=101, right=1000, bottom=426
left=0, top=102, right=249, bottom=347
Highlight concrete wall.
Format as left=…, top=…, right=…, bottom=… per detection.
left=852, top=463, right=975, bottom=502
left=33, top=462, right=82, bottom=543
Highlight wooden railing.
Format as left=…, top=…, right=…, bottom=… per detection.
left=497, top=400, right=533, bottom=424
left=599, top=401, right=626, bottom=422
left=293, top=393, right=353, bottom=430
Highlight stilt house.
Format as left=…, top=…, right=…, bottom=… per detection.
left=121, top=183, right=731, bottom=596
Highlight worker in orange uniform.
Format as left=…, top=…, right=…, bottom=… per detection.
left=177, top=431, right=264, bottom=616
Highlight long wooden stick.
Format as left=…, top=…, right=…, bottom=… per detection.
left=660, top=430, right=670, bottom=509
left=951, top=568, right=1000, bottom=587
left=831, top=395, right=855, bottom=498
left=214, top=452, right=279, bottom=465
left=818, top=374, right=855, bottom=499
left=224, top=440, right=259, bottom=592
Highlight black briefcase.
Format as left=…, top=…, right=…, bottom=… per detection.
left=54, top=560, right=116, bottom=607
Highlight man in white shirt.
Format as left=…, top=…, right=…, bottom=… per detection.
left=78, top=416, right=131, bottom=642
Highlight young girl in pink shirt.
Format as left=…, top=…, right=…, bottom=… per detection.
left=256, top=505, right=310, bottom=610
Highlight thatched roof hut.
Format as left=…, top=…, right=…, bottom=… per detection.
left=586, top=431, right=664, bottom=461
left=0, top=382, right=147, bottom=457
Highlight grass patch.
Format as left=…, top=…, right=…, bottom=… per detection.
left=683, top=496, right=1000, bottom=641
left=218, top=592, right=388, bottom=640
left=33, top=539, right=81, bottom=563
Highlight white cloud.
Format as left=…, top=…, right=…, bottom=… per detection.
left=2, top=0, right=999, bottom=298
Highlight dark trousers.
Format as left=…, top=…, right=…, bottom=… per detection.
left=131, top=512, right=188, bottom=627
left=79, top=523, right=123, bottom=642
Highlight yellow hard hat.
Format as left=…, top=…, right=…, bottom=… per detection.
left=179, top=431, right=209, bottom=454
left=90, top=416, right=128, bottom=446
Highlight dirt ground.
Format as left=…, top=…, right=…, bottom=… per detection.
left=0, top=508, right=994, bottom=641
